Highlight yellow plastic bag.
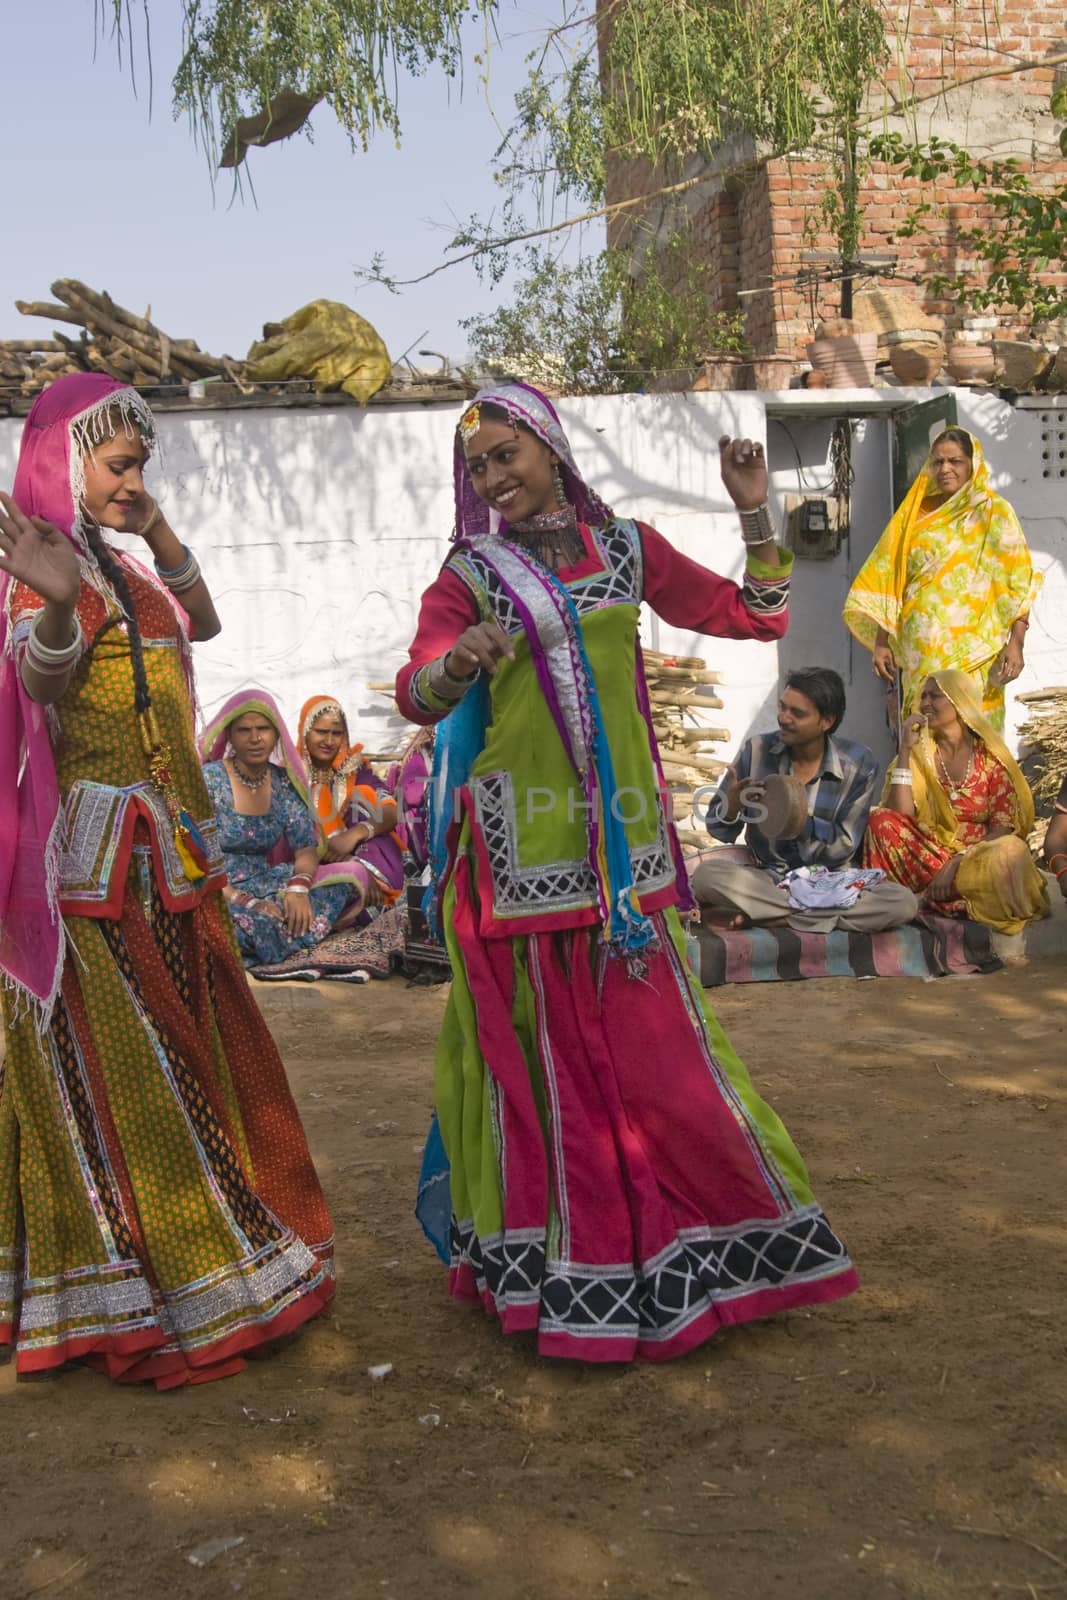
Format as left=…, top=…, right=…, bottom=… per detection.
left=247, top=299, right=392, bottom=404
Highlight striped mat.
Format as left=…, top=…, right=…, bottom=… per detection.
left=693, top=912, right=1002, bottom=987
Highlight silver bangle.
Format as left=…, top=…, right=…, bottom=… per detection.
left=26, top=611, right=84, bottom=673
left=155, top=545, right=201, bottom=593
left=284, top=885, right=310, bottom=896
left=889, top=767, right=913, bottom=786
left=738, top=502, right=776, bottom=547
left=428, top=653, right=474, bottom=702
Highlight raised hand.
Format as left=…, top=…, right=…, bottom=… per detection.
left=898, top=712, right=927, bottom=755
left=718, top=436, right=768, bottom=511
left=446, top=621, right=515, bottom=679
left=125, top=492, right=163, bottom=542
left=0, top=493, right=81, bottom=607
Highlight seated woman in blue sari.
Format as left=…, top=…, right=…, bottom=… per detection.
left=201, top=690, right=357, bottom=967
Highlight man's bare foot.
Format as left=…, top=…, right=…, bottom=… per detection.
left=698, top=907, right=751, bottom=930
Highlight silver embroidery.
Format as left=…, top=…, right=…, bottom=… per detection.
left=471, top=769, right=675, bottom=917
left=163, top=1239, right=321, bottom=1337
left=19, top=1270, right=155, bottom=1333
left=471, top=536, right=592, bottom=779
left=60, top=779, right=223, bottom=902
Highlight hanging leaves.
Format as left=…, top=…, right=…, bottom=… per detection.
left=95, top=0, right=495, bottom=165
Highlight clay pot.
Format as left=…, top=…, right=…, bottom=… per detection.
left=945, top=343, right=995, bottom=384
left=992, top=339, right=1051, bottom=391
left=805, top=332, right=878, bottom=388
left=889, top=340, right=945, bottom=384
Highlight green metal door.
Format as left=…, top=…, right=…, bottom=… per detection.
left=892, top=395, right=959, bottom=508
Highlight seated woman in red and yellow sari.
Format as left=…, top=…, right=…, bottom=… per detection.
left=863, top=669, right=1049, bottom=934
left=297, top=693, right=404, bottom=924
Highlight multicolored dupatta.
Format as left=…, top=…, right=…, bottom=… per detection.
left=466, top=534, right=655, bottom=959
left=427, top=382, right=656, bottom=962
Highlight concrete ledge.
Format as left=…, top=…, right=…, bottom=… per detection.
left=990, top=873, right=1067, bottom=962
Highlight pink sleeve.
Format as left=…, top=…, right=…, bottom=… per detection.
left=395, top=566, right=480, bottom=724
left=637, top=521, right=791, bottom=641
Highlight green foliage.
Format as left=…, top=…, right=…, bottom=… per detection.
left=871, top=133, right=1067, bottom=326
left=95, top=0, right=495, bottom=162
left=461, top=239, right=747, bottom=394
left=493, top=0, right=888, bottom=223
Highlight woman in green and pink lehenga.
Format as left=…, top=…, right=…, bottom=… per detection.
left=398, top=382, right=858, bottom=1362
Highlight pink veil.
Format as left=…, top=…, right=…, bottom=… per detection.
left=0, top=374, right=157, bottom=1023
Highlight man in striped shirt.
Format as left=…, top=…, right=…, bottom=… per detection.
left=691, top=667, right=918, bottom=932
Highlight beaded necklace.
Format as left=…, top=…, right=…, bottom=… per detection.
left=934, top=739, right=975, bottom=797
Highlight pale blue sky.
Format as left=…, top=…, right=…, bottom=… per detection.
left=0, top=1, right=592, bottom=367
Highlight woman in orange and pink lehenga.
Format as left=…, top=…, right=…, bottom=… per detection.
left=863, top=669, right=1048, bottom=934
left=297, top=693, right=404, bottom=925
left=0, top=375, right=333, bottom=1387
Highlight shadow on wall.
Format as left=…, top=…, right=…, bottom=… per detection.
left=129, top=393, right=787, bottom=742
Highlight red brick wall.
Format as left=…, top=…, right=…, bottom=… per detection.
left=603, top=0, right=1067, bottom=382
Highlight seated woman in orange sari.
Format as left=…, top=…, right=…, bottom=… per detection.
left=297, top=693, right=404, bottom=925
left=863, top=669, right=1049, bottom=934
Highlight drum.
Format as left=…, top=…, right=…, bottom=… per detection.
left=758, top=772, right=810, bottom=840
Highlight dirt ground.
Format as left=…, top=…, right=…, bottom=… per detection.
left=2, top=959, right=1066, bottom=1600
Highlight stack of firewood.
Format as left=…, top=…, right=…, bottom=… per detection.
left=1017, top=686, right=1067, bottom=853
left=644, top=648, right=729, bottom=850
left=1, top=279, right=246, bottom=394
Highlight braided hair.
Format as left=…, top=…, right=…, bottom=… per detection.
left=75, top=398, right=156, bottom=721
left=81, top=521, right=153, bottom=715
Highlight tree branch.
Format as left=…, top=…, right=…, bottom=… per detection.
left=378, top=157, right=761, bottom=286
left=869, top=49, right=1067, bottom=125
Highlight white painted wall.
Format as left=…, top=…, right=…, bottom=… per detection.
left=958, top=393, right=1067, bottom=753
left=1, top=389, right=1064, bottom=770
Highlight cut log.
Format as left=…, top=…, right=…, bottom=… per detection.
left=0, top=337, right=66, bottom=353
left=672, top=725, right=729, bottom=747
left=647, top=688, right=725, bottom=711
left=659, top=757, right=726, bottom=783
left=683, top=751, right=729, bottom=773
left=15, top=300, right=86, bottom=328
left=645, top=666, right=723, bottom=685
left=643, top=649, right=707, bottom=668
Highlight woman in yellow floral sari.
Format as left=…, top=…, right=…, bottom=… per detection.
left=844, top=428, right=1040, bottom=731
